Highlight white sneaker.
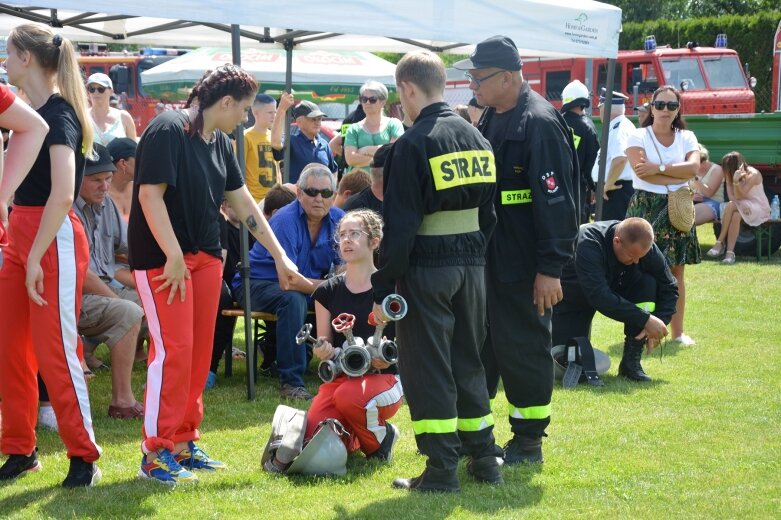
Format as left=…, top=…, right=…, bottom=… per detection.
left=38, top=406, right=59, bottom=432
left=672, top=334, right=696, bottom=346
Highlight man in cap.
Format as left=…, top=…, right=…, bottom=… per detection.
left=372, top=50, right=501, bottom=493
left=342, top=143, right=392, bottom=214
left=107, top=137, right=137, bottom=220
left=552, top=217, right=677, bottom=382
left=560, top=79, right=599, bottom=224
left=454, top=35, right=578, bottom=465
left=73, top=144, right=144, bottom=418
left=593, top=90, right=636, bottom=221
left=591, top=89, right=635, bottom=220
left=271, top=95, right=337, bottom=184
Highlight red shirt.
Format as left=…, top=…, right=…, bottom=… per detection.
left=0, top=84, right=15, bottom=113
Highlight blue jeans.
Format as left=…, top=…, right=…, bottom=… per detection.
left=234, top=279, right=308, bottom=388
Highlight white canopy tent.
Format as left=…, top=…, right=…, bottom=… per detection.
left=140, top=47, right=398, bottom=104
left=1, top=1, right=622, bottom=58
left=1, top=0, right=623, bottom=399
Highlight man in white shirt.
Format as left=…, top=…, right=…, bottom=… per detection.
left=593, top=91, right=636, bottom=221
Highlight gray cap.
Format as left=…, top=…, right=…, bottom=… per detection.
left=292, top=100, right=325, bottom=119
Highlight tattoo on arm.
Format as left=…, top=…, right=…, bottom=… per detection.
left=245, top=215, right=258, bottom=232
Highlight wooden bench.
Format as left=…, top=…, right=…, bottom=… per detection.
left=220, top=308, right=277, bottom=379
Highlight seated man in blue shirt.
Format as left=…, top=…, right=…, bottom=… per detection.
left=271, top=94, right=337, bottom=184
left=233, top=163, right=344, bottom=401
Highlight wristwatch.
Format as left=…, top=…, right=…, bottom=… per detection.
left=658, top=164, right=667, bottom=173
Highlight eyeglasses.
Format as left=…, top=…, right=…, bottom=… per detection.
left=359, top=96, right=380, bottom=104
left=334, top=229, right=370, bottom=243
left=652, top=100, right=680, bottom=111
left=302, top=187, right=335, bottom=199
left=87, top=85, right=107, bottom=94
left=464, top=70, right=504, bottom=88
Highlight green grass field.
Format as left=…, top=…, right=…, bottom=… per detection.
left=1, top=227, right=779, bottom=519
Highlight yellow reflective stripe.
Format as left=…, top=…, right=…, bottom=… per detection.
left=501, top=189, right=533, bottom=205
left=457, top=414, right=495, bottom=432
left=429, top=150, right=496, bottom=191
left=636, top=301, right=656, bottom=312
left=412, top=418, right=458, bottom=435
left=571, top=129, right=582, bottom=150
left=509, top=403, right=551, bottom=420
left=489, top=398, right=494, bottom=413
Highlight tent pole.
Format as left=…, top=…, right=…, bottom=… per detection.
left=283, top=37, right=294, bottom=183
left=231, top=24, right=256, bottom=401
left=594, top=59, right=616, bottom=222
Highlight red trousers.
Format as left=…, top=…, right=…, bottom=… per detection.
left=0, top=207, right=101, bottom=462
left=306, top=374, right=402, bottom=455
left=133, top=252, right=221, bottom=453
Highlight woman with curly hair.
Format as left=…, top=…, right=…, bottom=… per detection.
left=625, top=85, right=700, bottom=348
left=128, top=64, right=308, bottom=484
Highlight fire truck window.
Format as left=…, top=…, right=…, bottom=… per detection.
left=88, top=66, right=105, bottom=75
left=702, top=56, right=747, bottom=89
left=660, top=57, right=704, bottom=91
left=628, top=63, right=658, bottom=93
left=597, top=63, right=622, bottom=94
left=545, top=70, right=571, bottom=101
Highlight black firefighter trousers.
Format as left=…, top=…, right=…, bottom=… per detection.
left=396, top=264, right=497, bottom=472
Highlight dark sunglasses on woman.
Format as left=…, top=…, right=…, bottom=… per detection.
left=359, top=96, right=379, bottom=104
left=652, top=100, right=680, bottom=111
left=88, top=85, right=107, bottom=94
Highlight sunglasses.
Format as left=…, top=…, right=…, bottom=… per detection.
left=464, top=70, right=504, bottom=88
left=359, top=96, right=380, bottom=104
left=334, top=229, right=370, bottom=243
left=87, top=85, right=107, bottom=94
left=652, top=100, right=680, bottom=111
left=302, top=187, right=335, bottom=199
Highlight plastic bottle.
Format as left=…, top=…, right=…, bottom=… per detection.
left=771, top=195, right=780, bottom=220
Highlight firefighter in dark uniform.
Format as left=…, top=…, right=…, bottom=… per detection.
left=560, top=80, right=600, bottom=224
left=553, top=218, right=677, bottom=381
left=454, top=35, right=578, bottom=465
left=371, top=50, right=501, bottom=493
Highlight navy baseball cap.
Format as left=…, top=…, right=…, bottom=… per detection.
left=107, top=137, right=137, bottom=162
left=292, top=100, right=325, bottom=119
left=453, top=35, right=523, bottom=71
left=84, top=144, right=117, bottom=176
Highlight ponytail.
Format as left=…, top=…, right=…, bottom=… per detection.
left=9, top=23, right=94, bottom=156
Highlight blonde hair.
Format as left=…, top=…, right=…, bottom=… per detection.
left=9, top=23, right=93, bottom=156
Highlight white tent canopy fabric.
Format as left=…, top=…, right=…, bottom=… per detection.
left=1, top=1, right=622, bottom=58
left=140, top=47, right=397, bottom=103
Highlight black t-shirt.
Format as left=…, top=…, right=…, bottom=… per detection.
left=342, top=186, right=382, bottom=214
left=483, top=109, right=514, bottom=153
left=313, top=273, right=397, bottom=375
left=128, top=111, right=244, bottom=270
left=14, top=95, right=85, bottom=206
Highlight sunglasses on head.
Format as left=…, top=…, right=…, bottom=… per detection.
left=87, top=85, right=107, bottom=94
left=302, top=187, right=335, bottom=199
left=359, top=96, right=380, bottom=104
left=652, top=100, right=680, bottom=111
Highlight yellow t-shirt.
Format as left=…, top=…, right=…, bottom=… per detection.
left=243, top=128, right=279, bottom=202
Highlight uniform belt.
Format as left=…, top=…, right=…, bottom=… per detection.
left=417, top=208, right=479, bottom=236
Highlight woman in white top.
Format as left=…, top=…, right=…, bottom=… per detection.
left=86, top=72, right=136, bottom=145
left=693, top=144, right=724, bottom=225
left=625, top=86, right=700, bottom=346
left=343, top=80, right=403, bottom=171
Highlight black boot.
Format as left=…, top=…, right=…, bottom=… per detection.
left=618, top=337, right=651, bottom=382
left=61, top=457, right=101, bottom=488
left=467, top=456, right=504, bottom=484
left=392, top=466, right=460, bottom=493
left=503, top=436, right=543, bottom=465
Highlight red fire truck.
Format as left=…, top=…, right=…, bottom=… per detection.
left=448, top=34, right=757, bottom=115
left=76, top=45, right=188, bottom=133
